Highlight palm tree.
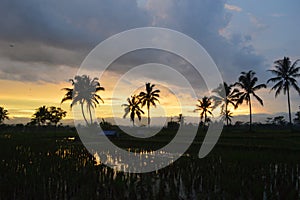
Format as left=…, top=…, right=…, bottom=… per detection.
left=31, top=106, right=49, bottom=126
left=212, top=82, right=239, bottom=126
left=0, top=107, right=9, bottom=124
left=221, top=110, right=233, bottom=125
left=267, top=57, right=300, bottom=125
left=194, top=96, right=213, bottom=126
left=61, top=75, right=105, bottom=125
left=234, top=70, right=266, bottom=131
left=138, top=83, right=160, bottom=127
left=122, top=95, right=145, bottom=126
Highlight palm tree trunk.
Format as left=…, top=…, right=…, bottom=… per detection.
left=80, top=103, right=89, bottom=126
left=287, top=88, right=292, bottom=125
left=147, top=103, right=150, bottom=127
left=249, top=97, right=252, bottom=132
left=88, top=105, right=93, bottom=125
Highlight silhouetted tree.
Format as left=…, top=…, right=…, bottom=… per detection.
left=31, top=106, right=49, bottom=126
left=30, top=106, right=66, bottom=126
left=265, top=117, right=273, bottom=124
left=212, top=82, right=239, bottom=126
left=234, top=121, right=244, bottom=126
left=100, top=118, right=113, bottom=130
left=48, top=106, right=67, bottom=126
left=267, top=57, right=300, bottom=125
left=294, top=106, right=300, bottom=124
left=0, top=107, right=9, bottom=124
left=221, top=110, right=233, bottom=125
left=138, top=83, right=160, bottom=127
left=122, top=95, right=144, bottom=126
left=294, top=112, right=300, bottom=124
left=273, top=116, right=287, bottom=126
left=194, top=96, right=213, bottom=126
left=234, top=70, right=266, bottom=131
left=61, top=75, right=104, bottom=125
left=177, top=113, right=185, bottom=126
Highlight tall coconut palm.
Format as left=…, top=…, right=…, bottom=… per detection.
left=234, top=70, right=266, bottom=131
left=194, top=96, right=213, bottom=126
left=122, top=95, right=144, bottom=126
left=267, top=57, right=300, bottom=125
left=212, top=82, right=239, bottom=126
left=138, top=83, right=160, bottom=127
left=61, top=75, right=105, bottom=125
left=0, top=107, right=9, bottom=124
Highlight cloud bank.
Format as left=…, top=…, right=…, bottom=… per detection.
left=0, top=0, right=265, bottom=85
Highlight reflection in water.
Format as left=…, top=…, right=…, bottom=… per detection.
left=93, top=152, right=101, bottom=166
left=95, top=149, right=179, bottom=172
left=1, top=142, right=300, bottom=199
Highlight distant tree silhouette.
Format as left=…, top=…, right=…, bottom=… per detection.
left=294, top=106, right=300, bottom=124
left=294, top=113, right=300, bottom=124
left=234, top=70, right=266, bottom=131
left=267, top=57, right=300, bottom=125
left=0, top=107, right=9, bottom=124
left=235, top=121, right=244, bottom=126
left=221, top=110, right=233, bottom=125
left=30, top=106, right=66, bottom=126
left=194, top=96, right=213, bottom=126
left=265, top=117, right=273, bottom=124
left=273, top=116, right=287, bottom=126
left=31, top=106, right=49, bottom=126
left=122, top=95, right=144, bottom=126
left=212, top=82, right=239, bottom=126
left=61, top=75, right=104, bottom=125
left=138, top=83, right=160, bottom=127
left=100, top=118, right=113, bottom=130
left=48, top=106, right=67, bottom=126
left=177, top=113, right=185, bottom=126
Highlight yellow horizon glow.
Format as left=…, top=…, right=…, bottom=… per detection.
left=0, top=79, right=287, bottom=124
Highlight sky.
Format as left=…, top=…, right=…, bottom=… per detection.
left=0, top=0, right=299, bottom=125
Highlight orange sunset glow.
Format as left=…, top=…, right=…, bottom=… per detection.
left=0, top=77, right=284, bottom=126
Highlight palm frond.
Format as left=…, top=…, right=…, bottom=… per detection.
left=267, top=69, right=282, bottom=77
left=267, top=76, right=282, bottom=83
left=253, top=93, right=264, bottom=105
left=291, top=81, right=300, bottom=94
left=94, top=94, right=104, bottom=103
left=291, top=59, right=300, bottom=69
left=253, top=83, right=266, bottom=91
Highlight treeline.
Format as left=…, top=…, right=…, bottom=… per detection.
left=0, top=56, right=300, bottom=131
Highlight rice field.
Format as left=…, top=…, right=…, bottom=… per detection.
left=1, top=126, right=300, bottom=199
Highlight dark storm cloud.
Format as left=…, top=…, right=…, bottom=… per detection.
left=0, top=0, right=265, bottom=84
left=0, top=41, right=84, bottom=66
left=0, top=0, right=150, bottom=50
left=0, top=0, right=150, bottom=82
left=0, top=0, right=150, bottom=67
